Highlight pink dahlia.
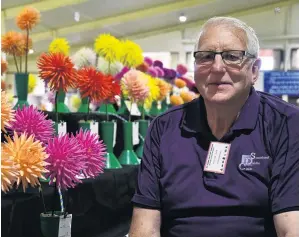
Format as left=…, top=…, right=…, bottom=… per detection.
left=46, top=134, right=86, bottom=190
left=10, top=105, right=55, bottom=144
left=75, top=129, right=106, bottom=178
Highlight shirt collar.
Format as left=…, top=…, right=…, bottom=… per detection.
left=180, top=87, right=260, bottom=134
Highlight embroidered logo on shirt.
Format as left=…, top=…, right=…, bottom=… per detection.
left=239, top=152, right=269, bottom=171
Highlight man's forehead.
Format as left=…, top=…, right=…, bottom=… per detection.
left=197, top=24, right=247, bottom=50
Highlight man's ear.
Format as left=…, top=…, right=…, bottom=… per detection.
left=252, top=58, right=261, bottom=84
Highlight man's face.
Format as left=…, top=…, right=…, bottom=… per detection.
left=194, top=25, right=260, bottom=104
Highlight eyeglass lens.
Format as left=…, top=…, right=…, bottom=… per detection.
left=194, top=51, right=244, bottom=65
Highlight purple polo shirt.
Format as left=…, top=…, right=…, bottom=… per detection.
left=132, top=87, right=299, bottom=237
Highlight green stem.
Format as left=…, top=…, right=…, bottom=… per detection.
left=20, top=56, right=22, bottom=73
left=55, top=91, right=58, bottom=124
left=87, top=97, right=90, bottom=121
left=129, top=101, right=133, bottom=122
left=12, top=52, right=19, bottom=73
left=106, top=104, right=109, bottom=121
left=25, top=28, right=29, bottom=74
left=95, top=54, right=99, bottom=67
left=39, top=186, right=47, bottom=214
left=142, top=103, right=145, bottom=120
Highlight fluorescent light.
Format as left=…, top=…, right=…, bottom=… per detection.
left=74, top=12, right=80, bottom=22
left=179, top=14, right=187, bottom=23
left=29, top=49, right=34, bottom=54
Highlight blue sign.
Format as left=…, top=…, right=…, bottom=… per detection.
left=264, top=71, right=299, bottom=96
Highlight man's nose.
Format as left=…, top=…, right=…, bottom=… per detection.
left=211, top=54, right=226, bottom=73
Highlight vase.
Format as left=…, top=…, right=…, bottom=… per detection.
left=135, top=120, right=150, bottom=159
left=160, top=99, right=169, bottom=113
left=40, top=212, right=62, bottom=237
left=98, top=103, right=117, bottom=114
left=138, top=105, right=149, bottom=118
left=53, top=89, right=70, bottom=113
left=78, top=121, right=90, bottom=131
left=118, top=121, right=140, bottom=165
left=149, top=101, right=160, bottom=116
left=14, top=73, right=29, bottom=109
left=100, top=121, right=122, bottom=169
left=117, top=98, right=129, bottom=115
left=77, top=97, right=89, bottom=113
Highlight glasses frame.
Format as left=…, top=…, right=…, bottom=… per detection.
left=193, top=50, right=256, bottom=65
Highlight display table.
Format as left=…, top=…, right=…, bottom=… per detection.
left=1, top=166, right=138, bottom=237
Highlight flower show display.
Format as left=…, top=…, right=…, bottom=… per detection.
left=1, top=5, right=201, bottom=236
left=1, top=7, right=40, bottom=109
left=1, top=96, right=106, bottom=236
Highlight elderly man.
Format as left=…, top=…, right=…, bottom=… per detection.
left=129, top=17, right=299, bottom=237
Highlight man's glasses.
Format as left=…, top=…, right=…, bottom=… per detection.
left=193, top=50, right=256, bottom=66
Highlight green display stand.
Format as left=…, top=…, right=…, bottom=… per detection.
left=78, top=121, right=90, bottom=131
left=14, top=73, right=29, bottom=109
left=138, top=105, right=149, bottom=118
left=77, top=97, right=89, bottom=113
left=118, top=121, right=140, bottom=165
left=117, top=98, right=129, bottom=115
left=160, top=99, right=169, bottom=113
left=40, top=212, right=63, bottom=237
left=135, top=120, right=150, bottom=159
left=100, top=121, right=122, bottom=169
left=149, top=101, right=161, bottom=116
left=98, top=103, right=117, bottom=114
left=53, top=89, right=70, bottom=113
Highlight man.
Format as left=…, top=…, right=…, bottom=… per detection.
left=129, top=17, right=299, bottom=237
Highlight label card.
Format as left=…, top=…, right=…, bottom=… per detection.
left=204, top=142, right=231, bottom=174
left=58, top=122, right=67, bottom=135
left=58, top=214, right=72, bottom=237
left=90, top=121, right=99, bottom=135
left=113, top=122, right=117, bottom=147
left=132, top=122, right=140, bottom=145
left=124, top=101, right=141, bottom=116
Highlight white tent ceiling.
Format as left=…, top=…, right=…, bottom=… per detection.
left=2, top=0, right=298, bottom=56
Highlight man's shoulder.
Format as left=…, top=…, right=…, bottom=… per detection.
left=257, top=91, right=299, bottom=119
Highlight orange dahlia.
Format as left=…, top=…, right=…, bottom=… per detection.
left=15, top=33, right=32, bottom=56
left=1, top=80, right=6, bottom=90
left=37, top=52, right=77, bottom=92
left=174, top=78, right=186, bottom=89
left=1, top=90, right=15, bottom=132
left=180, top=91, right=197, bottom=103
left=1, top=31, right=23, bottom=55
left=1, top=58, right=8, bottom=75
left=3, top=132, right=49, bottom=192
left=16, top=7, right=40, bottom=31
left=156, top=79, right=172, bottom=101
left=170, top=94, right=184, bottom=106
left=76, top=66, right=113, bottom=102
left=1, top=147, right=19, bottom=192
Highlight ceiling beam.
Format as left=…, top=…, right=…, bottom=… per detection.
left=2, top=0, right=88, bottom=19
left=29, top=0, right=215, bottom=42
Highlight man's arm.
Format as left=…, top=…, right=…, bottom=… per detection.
left=274, top=211, right=299, bottom=237
left=129, top=207, right=161, bottom=237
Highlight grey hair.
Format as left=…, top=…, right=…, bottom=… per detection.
left=194, top=17, right=260, bottom=57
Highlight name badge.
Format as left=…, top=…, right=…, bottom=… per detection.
left=204, top=142, right=231, bottom=174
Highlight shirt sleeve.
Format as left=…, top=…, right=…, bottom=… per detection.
left=271, top=111, right=299, bottom=214
left=131, top=118, right=161, bottom=209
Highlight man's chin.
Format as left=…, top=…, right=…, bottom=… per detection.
left=204, top=92, right=235, bottom=104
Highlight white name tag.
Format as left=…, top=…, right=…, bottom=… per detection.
left=58, top=122, right=67, bottom=135
left=113, top=122, right=117, bottom=147
left=58, top=214, right=72, bottom=237
left=132, top=121, right=140, bottom=145
left=204, top=142, right=231, bottom=174
left=90, top=121, right=99, bottom=135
